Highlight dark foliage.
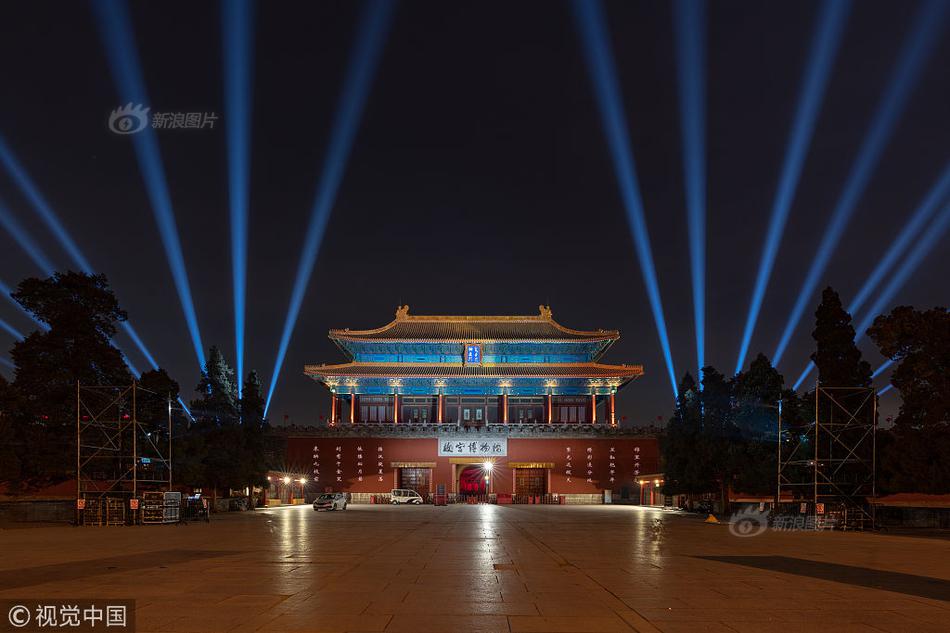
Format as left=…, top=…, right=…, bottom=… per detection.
left=870, top=306, right=950, bottom=493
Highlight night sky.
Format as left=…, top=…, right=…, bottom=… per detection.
left=0, top=1, right=947, bottom=426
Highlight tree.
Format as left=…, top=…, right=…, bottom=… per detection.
left=810, top=286, right=871, bottom=388
left=0, top=376, right=21, bottom=481
left=662, top=373, right=717, bottom=505
left=9, top=272, right=133, bottom=483
left=192, top=346, right=238, bottom=423
left=240, top=370, right=270, bottom=494
left=869, top=306, right=950, bottom=493
left=731, top=354, right=784, bottom=496
left=868, top=306, right=949, bottom=429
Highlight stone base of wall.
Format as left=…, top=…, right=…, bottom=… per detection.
left=560, top=494, right=604, bottom=505
left=349, top=492, right=391, bottom=504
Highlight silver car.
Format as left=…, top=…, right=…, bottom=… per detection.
left=313, top=492, right=347, bottom=511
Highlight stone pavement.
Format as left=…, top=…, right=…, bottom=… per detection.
left=0, top=504, right=948, bottom=632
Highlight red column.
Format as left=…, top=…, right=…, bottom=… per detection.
left=393, top=393, right=399, bottom=424
left=330, top=393, right=337, bottom=424
left=546, top=393, right=552, bottom=424
left=502, top=393, right=508, bottom=423
left=591, top=393, right=597, bottom=424
left=350, top=394, right=356, bottom=424
left=438, top=392, right=443, bottom=423
left=610, top=393, right=616, bottom=425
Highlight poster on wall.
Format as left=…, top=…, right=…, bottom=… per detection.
left=437, top=437, right=507, bottom=456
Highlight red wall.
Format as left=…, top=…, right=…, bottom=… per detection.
left=284, top=436, right=659, bottom=496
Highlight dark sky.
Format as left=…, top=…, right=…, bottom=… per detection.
left=0, top=1, right=947, bottom=425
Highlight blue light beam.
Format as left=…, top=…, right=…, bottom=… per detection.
left=263, top=0, right=395, bottom=417
left=223, top=0, right=255, bottom=398
left=0, top=133, right=159, bottom=369
left=772, top=0, right=947, bottom=366
left=852, top=201, right=950, bottom=340
left=0, top=213, right=191, bottom=415
left=572, top=0, right=679, bottom=397
left=92, top=0, right=207, bottom=370
left=797, top=199, right=950, bottom=390
left=735, top=0, right=851, bottom=374
left=0, top=356, right=13, bottom=370
left=878, top=383, right=893, bottom=395
left=673, top=0, right=707, bottom=380
left=0, top=313, right=23, bottom=340
left=792, top=162, right=950, bottom=390
left=0, top=199, right=56, bottom=274
left=872, top=359, right=894, bottom=379
left=850, top=161, right=950, bottom=315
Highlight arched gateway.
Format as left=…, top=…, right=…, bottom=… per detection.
left=287, top=306, right=660, bottom=504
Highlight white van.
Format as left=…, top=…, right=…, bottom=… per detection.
left=390, top=489, right=424, bottom=505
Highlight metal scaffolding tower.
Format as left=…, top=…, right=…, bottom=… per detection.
left=76, top=381, right=178, bottom=524
left=778, top=386, right=877, bottom=529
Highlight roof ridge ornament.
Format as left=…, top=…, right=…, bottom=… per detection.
left=395, top=304, right=410, bottom=319
left=539, top=304, right=552, bottom=319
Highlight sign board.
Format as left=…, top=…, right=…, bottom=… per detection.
left=129, top=498, right=139, bottom=510
left=816, top=503, right=825, bottom=515
left=464, top=343, right=482, bottom=364
left=438, top=437, right=506, bottom=457
left=76, top=498, right=85, bottom=510
left=800, top=502, right=808, bottom=514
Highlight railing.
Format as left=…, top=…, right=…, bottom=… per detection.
left=512, top=493, right=562, bottom=504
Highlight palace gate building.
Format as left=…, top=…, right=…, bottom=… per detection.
left=281, top=306, right=661, bottom=503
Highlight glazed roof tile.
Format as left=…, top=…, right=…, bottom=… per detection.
left=329, top=305, right=619, bottom=343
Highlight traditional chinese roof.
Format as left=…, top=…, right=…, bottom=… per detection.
left=329, top=305, right=620, bottom=344
left=304, top=361, right=643, bottom=380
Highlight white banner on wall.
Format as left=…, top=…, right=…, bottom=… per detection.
left=437, top=437, right=507, bottom=457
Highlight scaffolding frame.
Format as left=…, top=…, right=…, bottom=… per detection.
left=777, top=386, right=876, bottom=529
left=76, top=381, right=175, bottom=509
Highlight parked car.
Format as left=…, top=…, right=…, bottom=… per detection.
left=390, top=489, right=424, bottom=505
left=313, top=492, right=347, bottom=511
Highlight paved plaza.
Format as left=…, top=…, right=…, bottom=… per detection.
left=1, top=504, right=948, bottom=632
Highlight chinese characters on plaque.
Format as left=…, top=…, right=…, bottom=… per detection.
left=335, top=445, right=343, bottom=483
left=634, top=446, right=640, bottom=477
left=565, top=446, right=572, bottom=482
left=312, top=444, right=320, bottom=484
left=464, top=343, right=482, bottom=364
left=356, top=445, right=363, bottom=482
left=586, top=446, right=594, bottom=483
left=437, top=437, right=507, bottom=457
left=609, top=446, right=616, bottom=484
left=377, top=446, right=384, bottom=482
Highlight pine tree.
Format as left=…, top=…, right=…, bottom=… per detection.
left=240, top=370, right=270, bottom=497
left=662, top=373, right=716, bottom=504
left=810, top=287, right=871, bottom=387
left=241, top=370, right=265, bottom=425
left=192, top=346, right=239, bottom=422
